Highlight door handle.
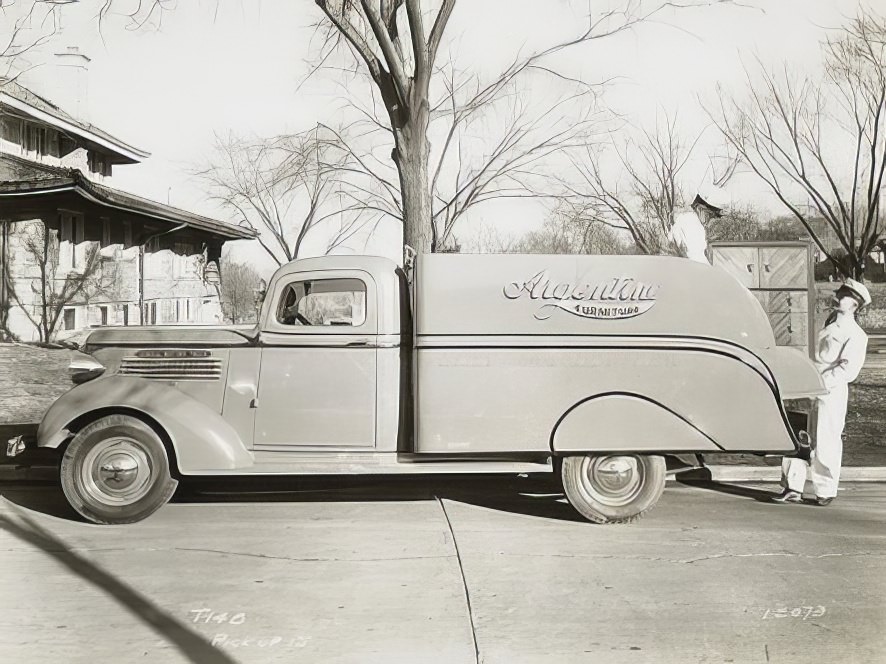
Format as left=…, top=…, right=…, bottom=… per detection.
left=346, top=340, right=369, bottom=347
left=763, top=263, right=771, bottom=272
left=746, top=263, right=753, bottom=272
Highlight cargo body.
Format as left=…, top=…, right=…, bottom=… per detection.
left=23, top=253, right=826, bottom=524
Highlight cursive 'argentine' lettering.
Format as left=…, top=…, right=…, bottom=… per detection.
left=503, top=270, right=660, bottom=320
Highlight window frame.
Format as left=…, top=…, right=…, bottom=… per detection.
left=62, top=307, right=77, bottom=331
left=263, top=270, right=377, bottom=336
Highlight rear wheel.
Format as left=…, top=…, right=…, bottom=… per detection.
left=60, top=415, right=177, bottom=525
left=561, top=454, right=665, bottom=524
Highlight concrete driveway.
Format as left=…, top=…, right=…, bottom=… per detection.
left=0, top=476, right=883, bottom=664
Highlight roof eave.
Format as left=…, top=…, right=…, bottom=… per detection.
left=0, top=94, right=150, bottom=163
left=0, top=177, right=256, bottom=241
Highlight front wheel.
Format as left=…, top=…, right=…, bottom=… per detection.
left=60, top=415, right=178, bottom=524
left=561, top=454, right=665, bottom=524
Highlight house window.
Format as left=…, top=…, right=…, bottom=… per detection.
left=99, top=305, right=108, bottom=326
left=175, top=299, right=180, bottom=322
left=101, top=219, right=111, bottom=246
left=87, top=151, right=113, bottom=177
left=24, top=123, right=42, bottom=153
left=173, top=242, right=194, bottom=278
left=45, top=128, right=59, bottom=157
left=0, top=117, right=22, bottom=146
left=145, top=302, right=157, bottom=325
left=122, top=305, right=129, bottom=326
left=63, top=308, right=76, bottom=331
left=186, top=298, right=191, bottom=321
left=59, top=212, right=85, bottom=269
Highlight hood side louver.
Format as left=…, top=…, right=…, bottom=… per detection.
left=118, top=350, right=222, bottom=381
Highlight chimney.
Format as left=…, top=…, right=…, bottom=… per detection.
left=51, top=45, right=91, bottom=121
left=10, top=4, right=92, bottom=121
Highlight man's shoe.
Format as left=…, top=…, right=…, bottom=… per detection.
left=771, top=489, right=803, bottom=504
left=814, top=496, right=835, bottom=506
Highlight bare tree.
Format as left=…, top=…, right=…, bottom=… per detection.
left=3, top=221, right=102, bottom=342
left=218, top=256, right=261, bottom=324
left=0, top=0, right=72, bottom=77
left=320, top=61, right=602, bottom=252
left=466, top=201, right=632, bottom=255
left=565, top=113, right=703, bottom=254
left=198, top=128, right=364, bottom=266
left=60, top=0, right=741, bottom=255
left=704, top=202, right=762, bottom=242
left=709, top=8, right=886, bottom=279
left=515, top=201, right=632, bottom=255
left=308, top=0, right=741, bottom=253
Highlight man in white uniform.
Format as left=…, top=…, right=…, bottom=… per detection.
left=773, top=279, right=871, bottom=506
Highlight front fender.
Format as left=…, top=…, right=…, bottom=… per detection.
left=37, top=375, right=253, bottom=473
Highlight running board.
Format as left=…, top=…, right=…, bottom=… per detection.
left=184, top=452, right=553, bottom=476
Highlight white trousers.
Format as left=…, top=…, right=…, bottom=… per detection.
left=782, top=384, right=848, bottom=499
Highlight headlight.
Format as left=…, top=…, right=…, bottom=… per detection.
left=69, top=352, right=105, bottom=384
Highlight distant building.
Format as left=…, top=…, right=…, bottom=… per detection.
left=0, top=72, right=254, bottom=342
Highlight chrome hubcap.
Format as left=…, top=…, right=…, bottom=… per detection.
left=99, top=455, right=140, bottom=489
left=80, top=438, right=154, bottom=506
left=580, top=456, right=644, bottom=507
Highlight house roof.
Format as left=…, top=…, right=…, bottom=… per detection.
left=0, top=77, right=149, bottom=164
left=0, top=168, right=256, bottom=241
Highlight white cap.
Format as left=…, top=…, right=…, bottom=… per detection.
left=694, top=184, right=731, bottom=211
left=841, top=278, right=872, bottom=307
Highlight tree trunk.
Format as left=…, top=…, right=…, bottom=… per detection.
left=852, top=258, right=865, bottom=281
left=394, top=121, right=433, bottom=254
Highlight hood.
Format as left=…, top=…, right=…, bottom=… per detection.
left=83, top=325, right=257, bottom=352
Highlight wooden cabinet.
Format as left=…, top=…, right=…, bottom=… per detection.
left=711, top=241, right=815, bottom=357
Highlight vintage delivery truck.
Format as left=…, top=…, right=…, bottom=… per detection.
left=14, top=253, right=826, bottom=525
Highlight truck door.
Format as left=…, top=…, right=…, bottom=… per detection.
left=254, top=270, right=377, bottom=449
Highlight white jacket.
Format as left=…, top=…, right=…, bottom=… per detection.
left=815, top=314, right=868, bottom=389
left=669, top=211, right=709, bottom=264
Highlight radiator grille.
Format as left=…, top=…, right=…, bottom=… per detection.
left=118, top=356, right=223, bottom=381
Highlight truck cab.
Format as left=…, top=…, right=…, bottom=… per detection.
left=30, top=253, right=826, bottom=525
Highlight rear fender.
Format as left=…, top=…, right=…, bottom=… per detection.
left=37, top=375, right=253, bottom=473
left=549, top=344, right=802, bottom=455
left=551, top=392, right=722, bottom=454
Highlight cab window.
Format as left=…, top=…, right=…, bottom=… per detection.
left=276, top=278, right=366, bottom=327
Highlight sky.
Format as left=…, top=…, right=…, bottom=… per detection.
left=4, top=0, right=871, bottom=276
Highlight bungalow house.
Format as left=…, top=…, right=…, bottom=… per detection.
left=0, top=71, right=254, bottom=342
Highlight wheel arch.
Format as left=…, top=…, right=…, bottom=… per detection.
left=59, top=407, right=182, bottom=477
left=38, top=375, right=253, bottom=474
left=550, top=391, right=725, bottom=455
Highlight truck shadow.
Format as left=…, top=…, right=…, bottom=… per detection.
left=676, top=474, right=778, bottom=503
left=177, top=474, right=588, bottom=523
left=0, top=474, right=586, bottom=523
